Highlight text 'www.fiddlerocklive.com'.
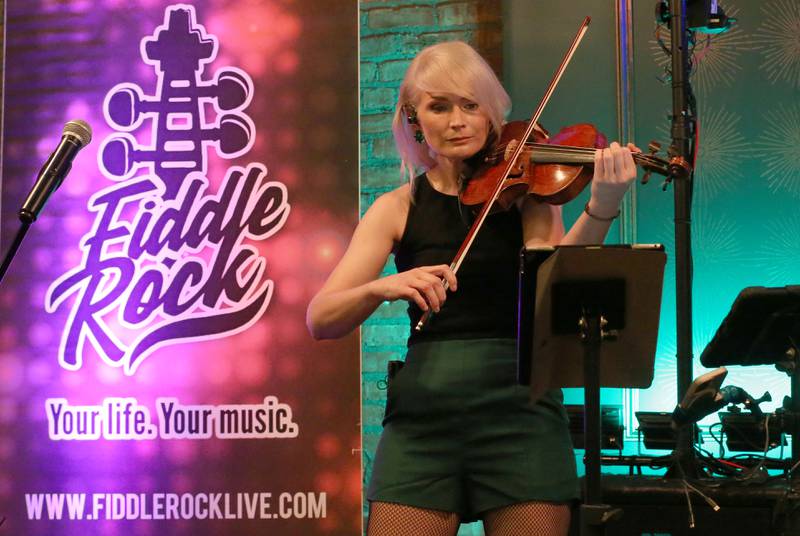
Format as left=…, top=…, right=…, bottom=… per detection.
left=24, top=491, right=326, bottom=521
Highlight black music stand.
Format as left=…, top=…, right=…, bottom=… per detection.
left=700, top=286, right=800, bottom=463
left=518, top=245, right=666, bottom=536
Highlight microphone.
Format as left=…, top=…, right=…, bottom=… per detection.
left=18, top=119, right=92, bottom=224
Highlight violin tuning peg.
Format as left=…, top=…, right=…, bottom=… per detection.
left=648, top=141, right=662, bottom=155
left=641, top=171, right=652, bottom=185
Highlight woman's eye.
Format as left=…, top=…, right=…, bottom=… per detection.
left=463, top=102, right=479, bottom=112
left=430, top=104, right=448, bottom=113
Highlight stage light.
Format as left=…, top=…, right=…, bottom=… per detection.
left=720, top=412, right=786, bottom=453
left=636, top=411, right=699, bottom=450
left=655, top=0, right=734, bottom=34
left=565, top=404, right=624, bottom=451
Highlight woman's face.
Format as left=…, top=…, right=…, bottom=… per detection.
left=415, top=92, right=490, bottom=163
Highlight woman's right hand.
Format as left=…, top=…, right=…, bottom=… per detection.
left=370, top=264, right=457, bottom=312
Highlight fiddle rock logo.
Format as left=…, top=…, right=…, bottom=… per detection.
left=46, top=4, right=289, bottom=375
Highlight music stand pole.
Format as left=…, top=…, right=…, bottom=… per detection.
left=580, top=309, right=615, bottom=536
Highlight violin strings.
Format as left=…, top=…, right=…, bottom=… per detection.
left=486, top=144, right=595, bottom=159
left=487, top=143, right=592, bottom=154
left=485, top=143, right=662, bottom=168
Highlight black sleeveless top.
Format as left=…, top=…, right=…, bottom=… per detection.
left=395, top=174, right=523, bottom=345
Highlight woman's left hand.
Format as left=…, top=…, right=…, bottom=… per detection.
left=588, top=142, right=640, bottom=217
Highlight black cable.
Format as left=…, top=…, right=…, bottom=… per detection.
left=709, top=422, right=726, bottom=458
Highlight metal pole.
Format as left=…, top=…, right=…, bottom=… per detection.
left=668, top=0, right=696, bottom=461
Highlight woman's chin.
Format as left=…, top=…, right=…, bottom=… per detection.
left=436, top=146, right=483, bottom=162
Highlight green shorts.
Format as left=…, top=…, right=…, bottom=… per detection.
left=366, top=338, right=579, bottom=522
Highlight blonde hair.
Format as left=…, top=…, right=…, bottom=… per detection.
left=392, top=41, right=511, bottom=181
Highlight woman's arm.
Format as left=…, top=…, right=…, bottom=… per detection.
left=306, top=186, right=457, bottom=340
left=521, top=198, right=565, bottom=247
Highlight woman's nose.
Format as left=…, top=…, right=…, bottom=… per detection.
left=449, top=108, right=466, bottom=128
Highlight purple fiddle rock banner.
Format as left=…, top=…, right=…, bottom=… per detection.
left=0, top=2, right=360, bottom=535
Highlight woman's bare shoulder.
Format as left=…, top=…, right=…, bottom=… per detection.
left=363, top=182, right=412, bottom=241
left=375, top=182, right=412, bottom=208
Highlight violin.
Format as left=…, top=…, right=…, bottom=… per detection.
left=459, top=120, right=673, bottom=210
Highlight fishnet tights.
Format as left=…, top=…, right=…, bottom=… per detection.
left=367, top=502, right=460, bottom=536
left=367, top=501, right=570, bottom=536
left=483, top=501, right=571, bottom=536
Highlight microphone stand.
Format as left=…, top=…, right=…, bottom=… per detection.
left=668, top=0, right=698, bottom=475
left=0, top=221, right=32, bottom=285
left=0, top=161, right=59, bottom=285
left=0, top=171, right=52, bottom=285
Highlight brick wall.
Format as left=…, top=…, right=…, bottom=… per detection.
left=359, top=0, right=502, bottom=529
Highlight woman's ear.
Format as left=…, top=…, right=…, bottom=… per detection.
left=403, top=104, right=418, bottom=125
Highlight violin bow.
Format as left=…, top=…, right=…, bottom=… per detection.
left=416, top=16, right=592, bottom=332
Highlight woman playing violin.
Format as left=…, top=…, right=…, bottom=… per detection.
left=307, top=41, right=638, bottom=536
